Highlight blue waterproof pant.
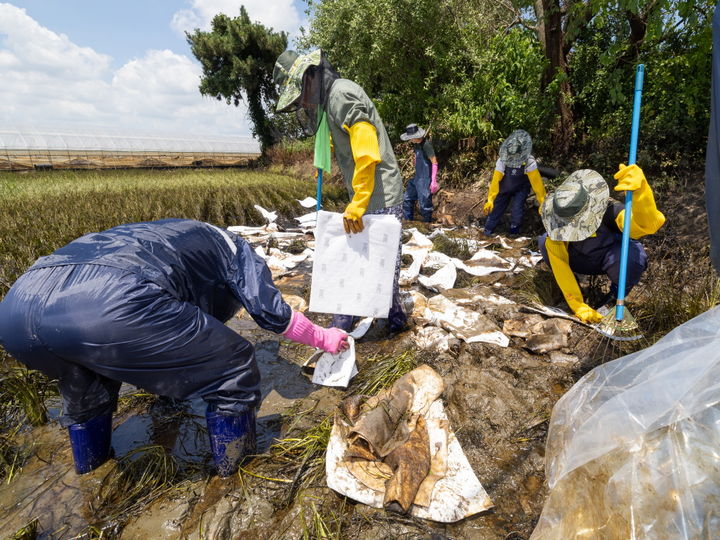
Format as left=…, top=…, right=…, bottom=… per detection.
left=403, top=175, right=433, bottom=222
left=537, top=233, right=648, bottom=294
left=0, top=264, right=260, bottom=426
left=484, top=184, right=531, bottom=234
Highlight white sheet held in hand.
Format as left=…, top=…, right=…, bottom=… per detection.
left=310, top=211, right=401, bottom=318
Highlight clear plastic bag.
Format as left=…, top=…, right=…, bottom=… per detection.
left=532, top=306, right=720, bottom=539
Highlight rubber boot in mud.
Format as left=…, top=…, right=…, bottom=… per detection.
left=331, top=314, right=357, bottom=332
left=206, top=407, right=257, bottom=477
left=388, top=290, right=408, bottom=334
left=68, top=412, right=113, bottom=474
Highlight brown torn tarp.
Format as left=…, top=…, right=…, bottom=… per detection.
left=326, top=365, right=493, bottom=522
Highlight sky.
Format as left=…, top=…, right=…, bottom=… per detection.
left=0, top=1, right=307, bottom=139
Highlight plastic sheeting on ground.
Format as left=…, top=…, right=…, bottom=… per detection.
left=326, top=365, right=493, bottom=522
left=409, top=291, right=509, bottom=347
left=310, top=211, right=401, bottom=318
left=531, top=306, right=720, bottom=540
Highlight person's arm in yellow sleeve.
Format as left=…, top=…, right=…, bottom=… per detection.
left=613, top=164, right=666, bottom=238
left=342, top=121, right=381, bottom=234
left=484, top=170, right=503, bottom=214
left=527, top=168, right=546, bottom=210
left=545, top=238, right=603, bottom=324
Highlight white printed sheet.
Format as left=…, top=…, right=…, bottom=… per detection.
left=309, top=211, right=401, bottom=318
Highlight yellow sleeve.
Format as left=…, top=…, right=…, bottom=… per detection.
left=615, top=179, right=666, bottom=239
left=343, top=121, right=380, bottom=220
left=487, top=169, right=503, bottom=205
left=527, top=168, right=546, bottom=206
left=545, top=239, right=585, bottom=313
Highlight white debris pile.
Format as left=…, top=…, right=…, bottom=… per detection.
left=229, top=206, right=545, bottom=350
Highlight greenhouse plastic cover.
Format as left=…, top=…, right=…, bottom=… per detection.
left=0, top=126, right=261, bottom=154
left=531, top=306, right=720, bottom=539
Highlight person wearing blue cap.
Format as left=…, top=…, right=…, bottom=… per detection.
left=0, top=219, right=348, bottom=477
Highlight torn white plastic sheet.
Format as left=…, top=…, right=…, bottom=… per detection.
left=415, top=326, right=453, bottom=353
left=295, top=211, right=317, bottom=225
left=308, top=317, right=373, bottom=387
left=426, top=295, right=509, bottom=347
left=311, top=337, right=358, bottom=388
left=296, top=197, right=317, bottom=208
left=418, top=262, right=457, bottom=291
left=326, top=399, right=493, bottom=522
left=253, top=204, right=278, bottom=224
left=310, top=211, right=401, bottom=318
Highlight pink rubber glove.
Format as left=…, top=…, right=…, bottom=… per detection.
left=282, top=311, right=348, bottom=354
left=430, top=162, right=439, bottom=194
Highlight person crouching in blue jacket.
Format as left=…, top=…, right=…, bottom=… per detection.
left=0, top=219, right=348, bottom=477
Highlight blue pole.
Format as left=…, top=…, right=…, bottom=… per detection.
left=616, top=64, right=644, bottom=321
left=316, top=169, right=323, bottom=212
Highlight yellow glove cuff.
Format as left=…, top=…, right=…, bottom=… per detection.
left=344, top=121, right=380, bottom=220
left=487, top=169, right=502, bottom=205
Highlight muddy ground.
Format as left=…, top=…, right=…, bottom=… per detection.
left=0, top=179, right=712, bottom=540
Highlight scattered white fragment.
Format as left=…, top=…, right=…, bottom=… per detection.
left=296, top=197, right=317, bottom=208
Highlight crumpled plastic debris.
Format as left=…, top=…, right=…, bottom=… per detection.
left=253, top=204, right=278, bottom=224
left=409, top=291, right=509, bottom=347
left=532, top=306, right=720, bottom=539
left=414, top=326, right=458, bottom=353
left=326, top=365, right=493, bottom=522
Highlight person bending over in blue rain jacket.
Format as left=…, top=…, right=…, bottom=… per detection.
left=0, top=219, right=348, bottom=477
left=401, top=123, right=439, bottom=223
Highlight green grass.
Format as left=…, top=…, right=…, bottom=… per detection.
left=0, top=168, right=347, bottom=298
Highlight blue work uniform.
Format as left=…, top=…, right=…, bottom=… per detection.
left=538, top=202, right=648, bottom=296
left=485, top=156, right=538, bottom=234
left=402, top=139, right=436, bottom=222
left=0, top=219, right=292, bottom=426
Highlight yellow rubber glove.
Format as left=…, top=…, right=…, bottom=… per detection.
left=527, top=168, right=546, bottom=208
left=343, top=121, right=380, bottom=233
left=485, top=169, right=503, bottom=214
left=574, top=303, right=603, bottom=324
left=613, top=164, right=666, bottom=238
left=544, top=238, right=598, bottom=319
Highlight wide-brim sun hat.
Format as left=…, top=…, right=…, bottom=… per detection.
left=499, top=129, right=532, bottom=168
left=400, top=123, right=427, bottom=141
left=274, top=49, right=322, bottom=113
left=541, top=169, right=610, bottom=242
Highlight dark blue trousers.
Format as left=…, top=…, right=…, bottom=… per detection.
left=403, top=175, right=433, bottom=222
left=537, top=233, right=648, bottom=294
left=485, top=184, right=531, bottom=234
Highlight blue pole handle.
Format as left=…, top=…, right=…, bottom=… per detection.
left=316, top=169, right=323, bottom=212
left=616, top=64, right=644, bottom=321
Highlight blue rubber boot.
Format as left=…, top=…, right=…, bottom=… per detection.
left=331, top=314, right=356, bottom=332
left=206, top=407, right=257, bottom=477
left=67, top=412, right=113, bottom=474
left=388, top=291, right=408, bottom=333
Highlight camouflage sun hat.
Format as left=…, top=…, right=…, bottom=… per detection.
left=274, top=49, right=322, bottom=113
left=541, top=169, right=610, bottom=242
left=499, top=129, right=532, bottom=168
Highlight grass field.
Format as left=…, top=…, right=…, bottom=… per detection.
left=0, top=168, right=347, bottom=299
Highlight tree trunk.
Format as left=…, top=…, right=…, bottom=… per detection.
left=534, top=0, right=573, bottom=155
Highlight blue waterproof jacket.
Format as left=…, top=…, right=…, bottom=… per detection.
left=0, top=219, right=292, bottom=424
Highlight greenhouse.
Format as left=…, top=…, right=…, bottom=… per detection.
left=0, top=126, right=261, bottom=170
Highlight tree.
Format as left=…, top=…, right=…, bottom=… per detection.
left=187, top=7, right=287, bottom=151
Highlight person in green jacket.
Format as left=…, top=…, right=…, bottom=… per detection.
left=273, top=49, right=406, bottom=333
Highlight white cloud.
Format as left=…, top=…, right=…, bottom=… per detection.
left=0, top=3, right=254, bottom=137
left=170, top=0, right=302, bottom=37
